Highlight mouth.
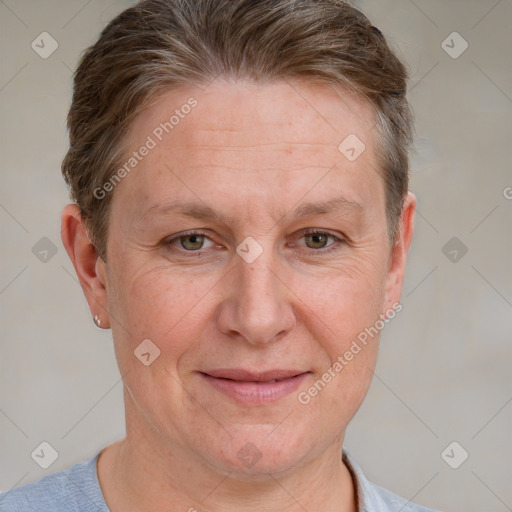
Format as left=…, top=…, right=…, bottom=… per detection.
left=199, top=368, right=311, bottom=405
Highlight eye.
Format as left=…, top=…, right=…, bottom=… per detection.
left=304, top=232, right=331, bottom=249
left=293, top=229, right=345, bottom=254
left=164, top=229, right=346, bottom=256
left=167, top=231, right=215, bottom=251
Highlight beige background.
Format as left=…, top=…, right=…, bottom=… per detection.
left=1, top=1, right=511, bottom=511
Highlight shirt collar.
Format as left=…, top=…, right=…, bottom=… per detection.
left=343, top=448, right=381, bottom=512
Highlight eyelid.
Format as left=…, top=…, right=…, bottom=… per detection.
left=164, top=229, right=347, bottom=255
left=296, top=228, right=343, bottom=240
left=165, top=230, right=216, bottom=249
left=291, top=229, right=346, bottom=252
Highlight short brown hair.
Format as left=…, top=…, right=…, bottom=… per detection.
left=62, top=0, right=413, bottom=260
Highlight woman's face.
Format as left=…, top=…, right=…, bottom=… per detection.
left=95, top=79, right=413, bottom=475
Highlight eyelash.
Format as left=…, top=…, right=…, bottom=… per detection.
left=165, top=229, right=346, bottom=256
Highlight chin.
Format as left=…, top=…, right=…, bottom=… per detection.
left=197, top=425, right=315, bottom=478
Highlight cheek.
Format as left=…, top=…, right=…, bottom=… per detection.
left=107, top=262, right=219, bottom=371
left=289, top=252, right=386, bottom=416
left=291, top=253, right=388, bottom=351
left=293, top=266, right=383, bottom=424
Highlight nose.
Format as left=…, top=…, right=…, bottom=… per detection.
left=216, top=251, right=296, bottom=346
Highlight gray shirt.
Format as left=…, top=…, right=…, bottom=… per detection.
left=0, top=449, right=440, bottom=511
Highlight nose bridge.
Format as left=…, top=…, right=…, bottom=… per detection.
left=240, top=253, right=279, bottom=311
left=217, top=245, right=295, bottom=345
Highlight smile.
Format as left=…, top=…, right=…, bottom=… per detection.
left=199, top=369, right=310, bottom=405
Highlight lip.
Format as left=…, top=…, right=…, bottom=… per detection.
left=200, top=369, right=310, bottom=405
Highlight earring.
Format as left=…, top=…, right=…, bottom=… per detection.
left=93, top=314, right=101, bottom=328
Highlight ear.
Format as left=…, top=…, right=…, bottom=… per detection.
left=61, top=204, right=110, bottom=328
left=382, top=191, right=416, bottom=314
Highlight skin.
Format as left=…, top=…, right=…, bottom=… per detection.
left=62, top=78, right=416, bottom=512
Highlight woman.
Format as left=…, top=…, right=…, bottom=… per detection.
left=0, top=0, right=439, bottom=510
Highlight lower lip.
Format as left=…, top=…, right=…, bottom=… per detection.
left=200, top=372, right=309, bottom=405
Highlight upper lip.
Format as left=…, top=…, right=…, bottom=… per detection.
left=202, top=369, right=307, bottom=382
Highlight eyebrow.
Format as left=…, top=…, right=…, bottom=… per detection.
left=140, top=197, right=364, bottom=225
left=293, top=197, right=364, bottom=218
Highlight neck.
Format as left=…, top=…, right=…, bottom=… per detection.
left=97, top=408, right=357, bottom=512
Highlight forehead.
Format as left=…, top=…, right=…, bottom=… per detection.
left=116, top=79, right=383, bottom=219
left=131, top=79, right=376, bottom=156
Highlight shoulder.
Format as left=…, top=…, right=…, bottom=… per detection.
left=0, top=454, right=108, bottom=512
left=342, top=449, right=442, bottom=512
left=363, top=480, right=440, bottom=512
